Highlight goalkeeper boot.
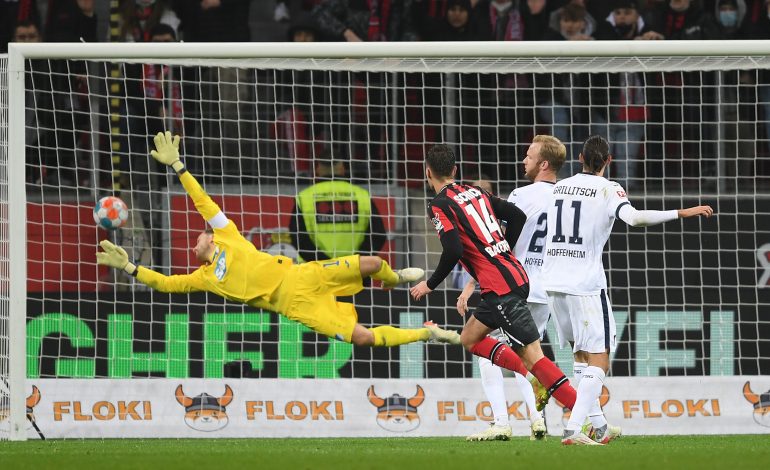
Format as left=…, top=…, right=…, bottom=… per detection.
left=383, top=268, right=425, bottom=289
left=530, top=417, right=547, bottom=441
left=528, top=375, right=551, bottom=412
left=584, top=423, right=622, bottom=444
left=561, top=429, right=603, bottom=446
left=466, top=423, right=512, bottom=442
left=424, top=321, right=461, bottom=345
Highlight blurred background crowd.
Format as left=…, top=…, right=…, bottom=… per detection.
left=3, top=0, right=770, bottom=193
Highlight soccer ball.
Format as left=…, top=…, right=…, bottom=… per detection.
left=93, top=196, right=129, bottom=230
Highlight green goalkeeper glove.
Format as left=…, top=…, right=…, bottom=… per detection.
left=96, top=240, right=137, bottom=275
left=150, top=131, right=184, bottom=172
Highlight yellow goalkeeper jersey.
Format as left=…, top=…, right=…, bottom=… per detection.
left=136, top=171, right=293, bottom=310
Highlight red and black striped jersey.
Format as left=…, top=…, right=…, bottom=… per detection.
left=428, top=182, right=529, bottom=296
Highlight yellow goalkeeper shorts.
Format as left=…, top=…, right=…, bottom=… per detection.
left=275, top=255, right=364, bottom=342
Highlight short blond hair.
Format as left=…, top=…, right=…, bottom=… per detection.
left=532, top=135, right=567, bottom=174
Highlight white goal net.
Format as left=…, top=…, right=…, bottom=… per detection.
left=2, top=41, right=770, bottom=439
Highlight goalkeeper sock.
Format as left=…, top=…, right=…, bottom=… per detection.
left=470, top=337, right=529, bottom=376
left=370, top=326, right=430, bottom=347
left=478, top=357, right=509, bottom=427
left=369, top=260, right=399, bottom=285
left=530, top=357, right=577, bottom=410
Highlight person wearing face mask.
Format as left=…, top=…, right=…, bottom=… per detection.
left=714, top=0, right=747, bottom=38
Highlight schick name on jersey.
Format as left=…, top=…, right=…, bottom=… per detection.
left=485, top=239, right=511, bottom=256
left=452, top=187, right=482, bottom=203
left=553, top=186, right=597, bottom=197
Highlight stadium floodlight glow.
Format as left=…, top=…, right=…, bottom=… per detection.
left=2, top=40, right=770, bottom=440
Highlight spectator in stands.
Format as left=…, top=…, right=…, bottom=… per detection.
left=122, top=23, right=183, bottom=188
left=287, top=11, right=322, bottom=41
left=741, top=0, right=770, bottom=150
left=714, top=0, right=746, bottom=38
left=594, top=0, right=652, bottom=190
left=118, top=0, right=180, bottom=42
left=312, top=0, right=418, bottom=41
left=173, top=0, right=251, bottom=182
left=459, top=0, right=530, bottom=181
left=272, top=13, right=326, bottom=181
left=739, top=0, right=768, bottom=37
left=644, top=0, right=720, bottom=186
left=13, top=17, right=89, bottom=187
left=521, top=0, right=553, bottom=40
left=11, top=18, right=41, bottom=43
left=537, top=4, right=600, bottom=175
left=173, top=0, right=250, bottom=42
left=311, top=1, right=418, bottom=180
left=45, top=0, right=97, bottom=43
left=644, top=0, right=720, bottom=39
left=471, top=0, right=525, bottom=40
left=594, top=0, right=654, bottom=39
left=421, top=0, right=478, bottom=40
left=1, top=0, right=40, bottom=53
left=543, top=1, right=593, bottom=39
left=12, top=19, right=53, bottom=185
left=548, top=0, right=597, bottom=37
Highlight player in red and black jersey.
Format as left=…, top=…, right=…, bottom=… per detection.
left=411, top=144, right=578, bottom=412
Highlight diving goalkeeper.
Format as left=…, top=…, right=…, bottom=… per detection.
left=97, top=132, right=460, bottom=347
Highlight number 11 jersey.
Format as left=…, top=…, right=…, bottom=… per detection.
left=542, top=173, right=630, bottom=296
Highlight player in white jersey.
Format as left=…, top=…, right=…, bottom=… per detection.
left=460, top=136, right=566, bottom=441
left=543, top=135, right=714, bottom=445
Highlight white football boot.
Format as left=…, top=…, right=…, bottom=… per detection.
left=466, top=424, right=512, bottom=441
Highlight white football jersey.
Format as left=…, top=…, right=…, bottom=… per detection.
left=507, top=181, right=555, bottom=304
left=542, top=173, right=630, bottom=295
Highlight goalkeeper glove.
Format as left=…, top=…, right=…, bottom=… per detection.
left=96, top=240, right=137, bottom=275
left=150, top=131, right=185, bottom=172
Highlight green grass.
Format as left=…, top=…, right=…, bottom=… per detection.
left=1, top=436, right=768, bottom=470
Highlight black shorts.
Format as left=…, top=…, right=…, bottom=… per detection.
left=473, top=292, right=540, bottom=347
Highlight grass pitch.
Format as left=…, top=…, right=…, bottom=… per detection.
left=1, top=435, right=767, bottom=470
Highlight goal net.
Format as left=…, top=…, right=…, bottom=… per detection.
left=2, top=41, right=770, bottom=439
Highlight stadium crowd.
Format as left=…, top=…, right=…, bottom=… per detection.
left=2, top=0, right=769, bottom=191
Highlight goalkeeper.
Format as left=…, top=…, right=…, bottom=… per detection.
left=97, top=132, right=460, bottom=347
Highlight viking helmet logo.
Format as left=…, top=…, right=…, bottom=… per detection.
left=367, top=385, right=425, bottom=433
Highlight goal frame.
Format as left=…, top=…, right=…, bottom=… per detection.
left=6, top=39, right=770, bottom=441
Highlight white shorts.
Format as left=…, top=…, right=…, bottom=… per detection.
left=528, top=302, right=550, bottom=340
left=547, top=291, right=617, bottom=354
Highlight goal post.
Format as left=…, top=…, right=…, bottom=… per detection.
left=3, top=40, right=770, bottom=439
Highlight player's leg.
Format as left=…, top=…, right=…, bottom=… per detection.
left=559, top=292, right=617, bottom=445
left=359, top=255, right=424, bottom=289
left=461, top=308, right=530, bottom=377
left=466, top=355, right=512, bottom=441
left=528, top=302, right=553, bottom=411
left=573, top=350, right=622, bottom=444
left=479, top=293, right=577, bottom=413
left=350, top=321, right=459, bottom=347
